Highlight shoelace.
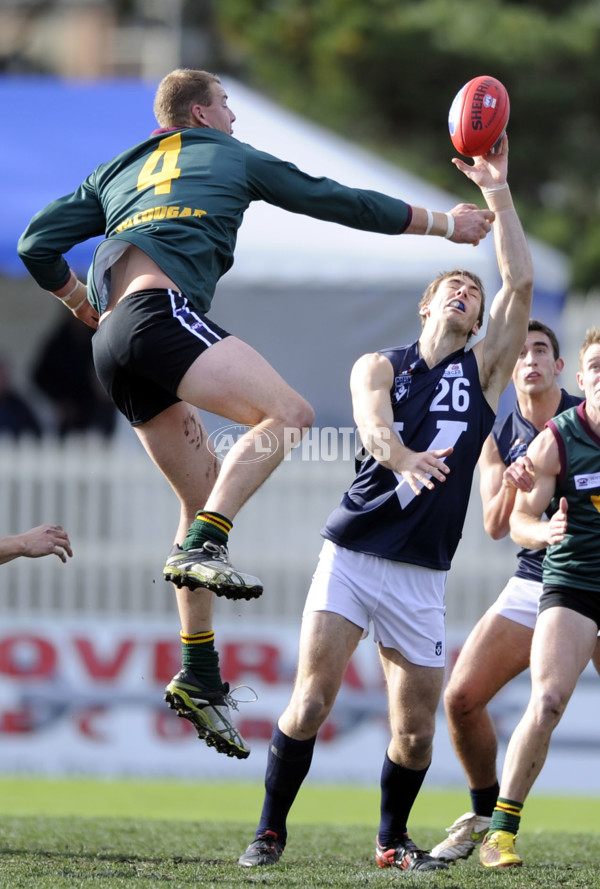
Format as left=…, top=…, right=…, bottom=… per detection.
left=202, top=541, right=231, bottom=564
left=222, top=683, right=258, bottom=712
left=400, top=840, right=430, bottom=861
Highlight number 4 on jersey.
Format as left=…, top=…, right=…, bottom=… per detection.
left=137, top=132, right=182, bottom=195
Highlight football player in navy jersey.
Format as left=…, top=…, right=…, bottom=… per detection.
left=480, top=327, right=600, bottom=867
left=431, top=319, right=600, bottom=862
left=238, top=134, right=534, bottom=872
left=17, top=69, right=494, bottom=761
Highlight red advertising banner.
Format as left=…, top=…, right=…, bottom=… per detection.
left=0, top=619, right=597, bottom=791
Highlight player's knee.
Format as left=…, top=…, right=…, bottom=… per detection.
left=393, top=725, right=434, bottom=764
left=531, top=686, right=567, bottom=727
left=284, top=394, right=314, bottom=432
left=444, top=680, right=479, bottom=722
left=290, top=688, right=333, bottom=735
left=278, top=397, right=314, bottom=453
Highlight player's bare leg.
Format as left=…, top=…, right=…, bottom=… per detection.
left=481, top=607, right=597, bottom=868
left=279, top=611, right=364, bottom=739
left=376, top=648, right=447, bottom=872
left=431, top=612, right=532, bottom=860
left=135, top=403, right=250, bottom=758
left=499, top=607, right=596, bottom=803
left=238, top=611, right=362, bottom=867
left=164, top=336, right=314, bottom=597
left=445, top=613, right=532, bottom=788
left=178, top=336, right=313, bottom=517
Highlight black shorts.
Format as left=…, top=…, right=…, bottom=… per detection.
left=539, top=583, right=600, bottom=630
left=92, top=289, right=230, bottom=426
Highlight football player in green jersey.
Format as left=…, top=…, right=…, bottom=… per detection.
left=481, top=327, right=600, bottom=867
left=19, top=69, right=494, bottom=760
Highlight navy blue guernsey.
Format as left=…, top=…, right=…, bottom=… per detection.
left=322, top=341, right=495, bottom=570
left=491, top=389, right=582, bottom=582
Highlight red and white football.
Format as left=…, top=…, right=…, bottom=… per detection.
left=448, top=75, right=510, bottom=157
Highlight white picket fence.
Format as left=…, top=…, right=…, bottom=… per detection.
left=0, top=436, right=514, bottom=628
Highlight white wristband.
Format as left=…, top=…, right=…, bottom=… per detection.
left=424, top=209, right=434, bottom=236
left=56, top=278, right=80, bottom=302
left=70, top=292, right=88, bottom=311
left=444, top=212, right=455, bottom=240
left=482, top=183, right=510, bottom=193
left=481, top=183, right=513, bottom=212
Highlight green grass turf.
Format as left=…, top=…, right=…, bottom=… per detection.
left=1, top=815, right=600, bottom=888
left=0, top=779, right=599, bottom=886
left=0, top=776, right=599, bottom=831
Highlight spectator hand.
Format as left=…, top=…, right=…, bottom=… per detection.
left=20, top=524, right=73, bottom=563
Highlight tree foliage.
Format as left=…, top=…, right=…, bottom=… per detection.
left=216, top=0, right=600, bottom=291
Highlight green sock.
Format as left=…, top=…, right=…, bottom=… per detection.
left=181, top=630, right=222, bottom=689
left=182, top=511, right=232, bottom=550
left=489, top=797, right=523, bottom=835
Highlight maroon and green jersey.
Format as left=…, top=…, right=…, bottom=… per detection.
left=544, top=402, right=600, bottom=592
left=18, top=127, right=412, bottom=315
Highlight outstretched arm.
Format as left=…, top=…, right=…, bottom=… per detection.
left=0, top=524, right=73, bottom=565
left=456, top=136, right=534, bottom=410
left=351, top=352, right=452, bottom=496
left=247, top=147, right=495, bottom=246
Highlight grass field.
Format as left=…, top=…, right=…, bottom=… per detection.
left=0, top=777, right=599, bottom=887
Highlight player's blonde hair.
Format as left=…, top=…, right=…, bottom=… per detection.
left=418, top=269, right=486, bottom=336
left=154, top=68, right=221, bottom=128
left=579, top=326, right=600, bottom=368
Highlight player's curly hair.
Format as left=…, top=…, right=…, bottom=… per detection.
left=418, top=269, right=486, bottom=338
left=154, top=68, right=221, bottom=128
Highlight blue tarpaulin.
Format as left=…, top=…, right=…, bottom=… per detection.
left=2, top=77, right=157, bottom=276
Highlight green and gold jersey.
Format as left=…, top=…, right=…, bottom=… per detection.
left=543, top=402, right=600, bottom=592
left=18, top=127, right=411, bottom=315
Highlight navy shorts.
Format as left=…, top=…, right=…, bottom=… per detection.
left=92, top=289, right=230, bottom=426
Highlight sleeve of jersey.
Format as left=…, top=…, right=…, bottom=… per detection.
left=243, top=145, right=411, bottom=234
left=17, top=175, right=106, bottom=291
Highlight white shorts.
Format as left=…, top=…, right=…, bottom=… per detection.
left=485, top=575, right=541, bottom=629
left=303, top=539, right=447, bottom=667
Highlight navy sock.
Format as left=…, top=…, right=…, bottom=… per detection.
left=470, top=782, right=500, bottom=818
left=378, top=753, right=429, bottom=847
left=256, top=726, right=316, bottom=844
